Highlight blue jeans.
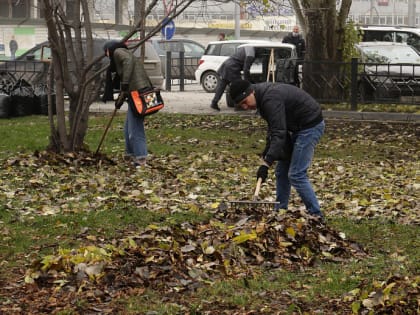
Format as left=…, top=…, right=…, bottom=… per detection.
left=124, top=98, right=147, bottom=159
left=275, top=120, right=325, bottom=217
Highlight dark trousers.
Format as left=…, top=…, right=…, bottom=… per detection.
left=211, top=78, right=230, bottom=106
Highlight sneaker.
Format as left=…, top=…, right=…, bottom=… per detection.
left=210, top=103, right=220, bottom=111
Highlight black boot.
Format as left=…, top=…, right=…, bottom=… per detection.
left=210, top=102, right=220, bottom=111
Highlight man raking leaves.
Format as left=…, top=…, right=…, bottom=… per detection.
left=229, top=79, right=325, bottom=220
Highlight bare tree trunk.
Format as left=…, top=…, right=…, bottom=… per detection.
left=297, top=0, right=353, bottom=100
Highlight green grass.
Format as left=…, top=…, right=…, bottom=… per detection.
left=0, top=112, right=418, bottom=313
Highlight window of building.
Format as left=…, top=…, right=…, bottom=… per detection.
left=11, top=0, right=30, bottom=18
left=0, top=1, right=9, bottom=18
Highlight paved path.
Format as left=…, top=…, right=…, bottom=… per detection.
left=90, top=83, right=420, bottom=122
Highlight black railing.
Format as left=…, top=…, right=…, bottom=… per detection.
left=2, top=58, right=419, bottom=109
left=299, top=58, right=420, bottom=109
left=0, top=60, right=49, bottom=94
left=164, top=51, right=199, bottom=91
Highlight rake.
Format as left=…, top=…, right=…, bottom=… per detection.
left=95, top=108, right=117, bottom=156
left=229, top=178, right=280, bottom=210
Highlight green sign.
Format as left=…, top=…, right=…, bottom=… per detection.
left=14, top=27, right=35, bottom=35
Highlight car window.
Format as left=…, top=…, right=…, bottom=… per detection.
left=183, top=42, right=204, bottom=55
left=205, top=44, right=220, bottom=56
left=361, top=28, right=420, bottom=51
left=158, top=41, right=181, bottom=53
left=41, top=46, right=51, bottom=60
left=362, top=30, right=393, bottom=42
left=30, top=47, right=43, bottom=60
left=24, top=45, right=51, bottom=61
left=220, top=43, right=240, bottom=56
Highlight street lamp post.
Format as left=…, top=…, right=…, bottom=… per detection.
left=234, top=2, right=240, bottom=39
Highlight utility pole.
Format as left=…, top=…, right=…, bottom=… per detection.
left=234, top=2, right=240, bottom=39
left=407, top=0, right=416, bottom=26
left=370, top=0, right=374, bottom=24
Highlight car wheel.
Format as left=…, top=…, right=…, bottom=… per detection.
left=201, top=71, right=219, bottom=93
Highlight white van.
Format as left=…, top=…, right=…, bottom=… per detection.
left=358, top=25, right=420, bottom=51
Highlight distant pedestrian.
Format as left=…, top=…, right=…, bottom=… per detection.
left=282, top=25, right=305, bottom=86
left=217, top=33, right=226, bottom=41
left=9, top=36, right=18, bottom=60
left=282, top=25, right=305, bottom=59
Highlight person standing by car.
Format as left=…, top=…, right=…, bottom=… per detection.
left=282, top=25, right=305, bottom=86
left=229, top=79, right=325, bottom=220
left=9, top=36, right=18, bottom=60
left=103, top=40, right=153, bottom=167
left=210, top=45, right=256, bottom=111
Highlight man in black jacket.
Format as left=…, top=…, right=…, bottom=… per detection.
left=282, top=25, right=305, bottom=86
left=229, top=79, right=325, bottom=219
left=210, top=45, right=256, bottom=111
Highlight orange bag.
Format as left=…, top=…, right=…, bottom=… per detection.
left=130, top=88, right=164, bottom=117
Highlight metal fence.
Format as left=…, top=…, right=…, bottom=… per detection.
left=299, top=58, right=420, bottom=109
left=2, top=58, right=420, bottom=109
left=0, top=60, right=49, bottom=94
left=164, top=52, right=200, bottom=91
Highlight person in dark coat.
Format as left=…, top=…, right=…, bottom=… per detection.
left=229, top=79, right=325, bottom=219
left=103, top=40, right=153, bottom=167
left=282, top=25, right=305, bottom=86
left=210, top=45, right=256, bottom=111
left=9, top=36, right=18, bottom=60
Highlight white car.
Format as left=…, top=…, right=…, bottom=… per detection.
left=195, top=40, right=272, bottom=93
left=355, top=41, right=420, bottom=101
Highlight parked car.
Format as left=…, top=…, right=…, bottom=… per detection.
left=355, top=41, right=420, bottom=101
left=0, top=38, right=163, bottom=95
left=149, top=37, right=205, bottom=80
left=195, top=40, right=297, bottom=93
left=358, top=25, right=420, bottom=51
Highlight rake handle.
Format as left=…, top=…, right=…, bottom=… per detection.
left=95, top=108, right=117, bottom=156
left=253, top=177, right=263, bottom=201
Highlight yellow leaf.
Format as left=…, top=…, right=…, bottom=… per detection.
left=210, top=202, right=219, bottom=209
left=383, top=282, right=396, bottom=297
left=351, top=301, right=361, bottom=313
left=128, top=237, right=137, bottom=249
left=279, top=241, right=293, bottom=247
left=232, top=231, right=257, bottom=244
left=86, top=235, right=97, bottom=241
left=150, top=195, right=161, bottom=203
left=204, top=246, right=215, bottom=255
left=286, top=226, right=296, bottom=238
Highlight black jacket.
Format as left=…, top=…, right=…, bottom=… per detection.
left=217, top=46, right=255, bottom=82
left=253, top=82, right=323, bottom=164
left=282, top=32, right=306, bottom=59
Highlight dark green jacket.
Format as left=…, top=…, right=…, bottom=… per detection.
left=113, top=48, right=151, bottom=90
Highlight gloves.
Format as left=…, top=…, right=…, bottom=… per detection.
left=256, top=165, right=269, bottom=183
left=115, top=91, right=128, bottom=109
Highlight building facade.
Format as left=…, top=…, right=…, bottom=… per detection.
left=0, top=0, right=418, bottom=58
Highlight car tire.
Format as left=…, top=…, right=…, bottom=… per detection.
left=201, top=71, right=219, bottom=93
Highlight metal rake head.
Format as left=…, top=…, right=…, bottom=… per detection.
left=229, top=200, right=280, bottom=211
